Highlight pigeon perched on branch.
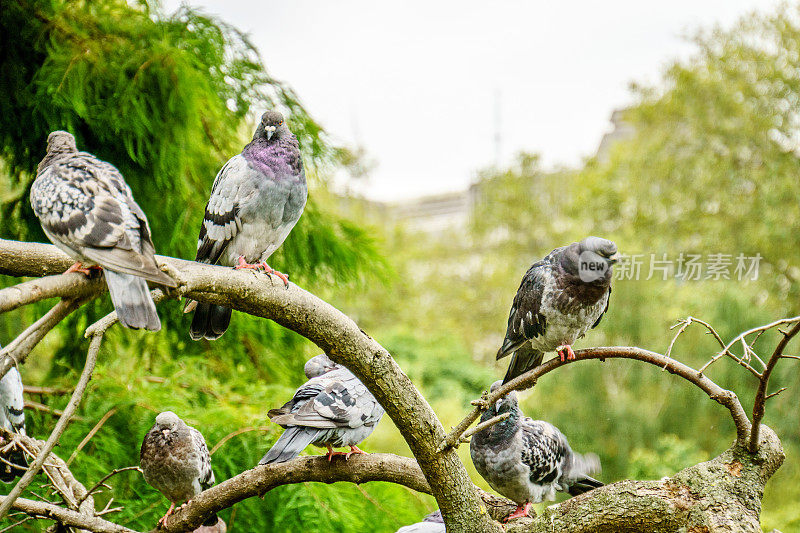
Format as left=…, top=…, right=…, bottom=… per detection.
left=259, top=354, right=384, bottom=465
left=140, top=412, right=217, bottom=528
left=497, top=236, right=618, bottom=384
left=470, top=381, right=603, bottom=521
left=0, top=365, right=27, bottom=482
left=186, top=110, right=307, bottom=341
left=395, top=510, right=445, bottom=532
left=31, top=131, right=176, bottom=331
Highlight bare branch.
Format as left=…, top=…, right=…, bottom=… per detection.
left=749, top=320, right=800, bottom=452
left=210, top=426, right=271, bottom=455
left=24, top=385, right=72, bottom=395
left=700, top=316, right=800, bottom=374
left=78, top=467, right=142, bottom=507
left=0, top=272, right=105, bottom=313
left=438, top=412, right=510, bottom=452
left=67, top=407, right=119, bottom=466
left=0, top=496, right=138, bottom=533
left=441, top=346, right=752, bottom=452
left=0, top=297, right=91, bottom=381
left=0, top=331, right=104, bottom=519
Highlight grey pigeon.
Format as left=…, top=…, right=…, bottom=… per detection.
left=0, top=365, right=26, bottom=482
left=140, top=412, right=217, bottom=528
left=259, top=354, right=384, bottom=464
left=395, top=510, right=445, bottom=532
left=31, top=131, right=177, bottom=331
left=186, top=110, right=307, bottom=341
left=470, top=381, right=602, bottom=521
left=497, top=236, right=618, bottom=384
left=192, top=517, right=227, bottom=533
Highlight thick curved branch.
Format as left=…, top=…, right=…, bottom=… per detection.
left=158, top=454, right=431, bottom=532
left=442, top=346, right=751, bottom=451
left=0, top=239, right=499, bottom=533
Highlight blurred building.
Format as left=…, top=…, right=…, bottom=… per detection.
left=595, top=108, right=636, bottom=163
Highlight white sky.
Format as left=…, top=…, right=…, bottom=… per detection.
left=164, top=0, right=780, bottom=200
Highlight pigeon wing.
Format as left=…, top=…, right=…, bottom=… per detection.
left=519, top=418, right=570, bottom=485
left=496, top=260, right=550, bottom=360
left=0, top=368, right=25, bottom=435
left=190, top=427, right=215, bottom=490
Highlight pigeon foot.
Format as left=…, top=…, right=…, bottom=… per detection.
left=65, top=262, right=100, bottom=276
left=345, top=445, right=367, bottom=459
left=505, top=502, right=532, bottom=522
left=257, top=262, right=290, bottom=288
left=234, top=256, right=261, bottom=270
left=157, top=503, right=175, bottom=528
left=556, top=345, right=576, bottom=362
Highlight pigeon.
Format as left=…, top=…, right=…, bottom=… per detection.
left=192, top=517, right=227, bottom=533
left=395, top=510, right=445, bottom=533
left=0, top=365, right=27, bottom=482
left=186, top=110, right=307, bottom=341
left=470, top=381, right=603, bottom=521
left=30, top=131, right=177, bottom=331
left=140, top=412, right=217, bottom=528
left=259, top=354, right=384, bottom=464
left=496, top=236, right=618, bottom=384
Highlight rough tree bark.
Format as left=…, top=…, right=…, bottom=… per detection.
left=0, top=239, right=789, bottom=533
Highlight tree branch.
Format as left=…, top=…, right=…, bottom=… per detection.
left=0, top=329, right=104, bottom=518
left=0, top=271, right=105, bottom=313
left=0, top=496, right=138, bottom=533
left=441, top=346, right=752, bottom=451
left=0, top=239, right=499, bottom=533
left=0, top=297, right=91, bottom=380
left=749, top=320, right=800, bottom=452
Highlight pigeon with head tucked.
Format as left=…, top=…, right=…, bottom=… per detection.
left=186, top=110, right=307, bottom=341
left=497, top=236, right=618, bottom=384
left=140, top=412, right=217, bottom=528
left=0, top=365, right=27, bottom=482
left=395, top=510, right=445, bottom=533
left=30, top=131, right=176, bottom=331
left=470, top=381, right=603, bottom=521
left=259, top=354, right=384, bottom=464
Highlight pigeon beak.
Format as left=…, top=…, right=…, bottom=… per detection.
left=265, top=126, right=276, bottom=140
left=608, top=252, right=621, bottom=265
left=495, top=399, right=503, bottom=411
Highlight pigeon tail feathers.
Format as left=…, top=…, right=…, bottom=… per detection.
left=189, top=303, right=232, bottom=341
left=258, top=427, right=324, bottom=465
left=501, top=344, right=544, bottom=384
left=104, top=269, right=160, bottom=331
left=567, top=475, right=604, bottom=496
left=0, top=446, right=26, bottom=483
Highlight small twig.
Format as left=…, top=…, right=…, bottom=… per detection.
left=67, top=407, right=119, bottom=466
left=0, top=297, right=91, bottom=381
left=210, top=426, right=271, bottom=455
left=780, top=354, right=800, bottom=360
left=24, top=399, right=89, bottom=420
left=764, top=387, right=787, bottom=400
left=0, top=516, right=34, bottom=532
left=24, top=385, right=72, bottom=395
left=78, top=467, right=142, bottom=507
left=449, top=412, right=511, bottom=452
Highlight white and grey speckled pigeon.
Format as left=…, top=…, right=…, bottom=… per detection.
left=0, top=365, right=27, bottom=482
left=395, top=510, right=445, bottom=533
left=140, top=412, right=217, bottom=528
left=31, top=131, right=177, bottom=331
left=497, top=236, right=618, bottom=384
left=259, top=354, right=384, bottom=464
left=186, top=110, right=307, bottom=341
left=470, top=381, right=602, bottom=521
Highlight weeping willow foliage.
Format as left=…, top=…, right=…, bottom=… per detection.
left=0, top=1, right=414, bottom=531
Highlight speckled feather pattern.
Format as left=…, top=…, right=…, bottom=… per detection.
left=0, top=365, right=26, bottom=482
left=260, top=354, right=384, bottom=464
left=140, top=416, right=214, bottom=505
left=470, top=387, right=601, bottom=506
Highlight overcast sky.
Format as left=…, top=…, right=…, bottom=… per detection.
left=164, top=0, right=780, bottom=200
